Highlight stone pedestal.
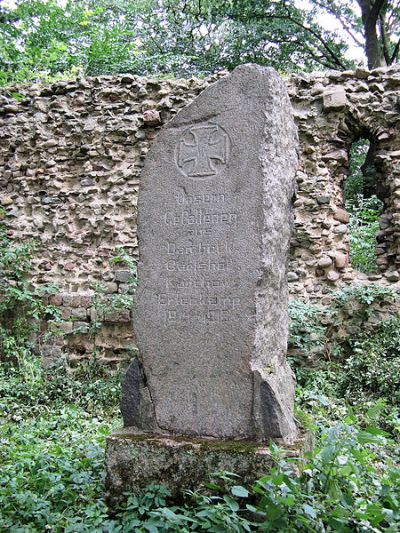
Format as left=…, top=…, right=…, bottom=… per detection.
left=105, top=429, right=302, bottom=511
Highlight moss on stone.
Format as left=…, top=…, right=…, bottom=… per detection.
left=105, top=430, right=305, bottom=511
left=111, top=430, right=279, bottom=454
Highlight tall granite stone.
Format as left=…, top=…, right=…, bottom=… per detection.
left=122, top=64, right=298, bottom=443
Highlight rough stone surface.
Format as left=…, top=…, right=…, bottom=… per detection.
left=1, top=66, right=400, bottom=365
left=334, top=208, right=350, bottom=224
left=143, top=109, right=161, bottom=126
left=323, top=86, right=347, bottom=109
left=126, top=65, right=298, bottom=443
left=105, top=429, right=302, bottom=510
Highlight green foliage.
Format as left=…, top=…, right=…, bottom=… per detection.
left=1, top=0, right=399, bottom=84
left=0, top=0, right=84, bottom=85
left=0, top=0, right=357, bottom=86
left=116, top=481, right=256, bottom=532
left=289, top=283, right=397, bottom=361
left=0, top=408, right=116, bottom=530
left=114, top=437, right=400, bottom=531
left=289, top=284, right=396, bottom=361
left=348, top=196, right=382, bottom=273
left=290, top=285, right=400, bottom=436
left=330, top=283, right=395, bottom=318
left=1, top=343, right=400, bottom=531
left=0, top=353, right=121, bottom=531
left=344, top=139, right=370, bottom=207
left=86, top=248, right=137, bottom=343
left=297, top=360, right=400, bottom=440
left=344, top=139, right=384, bottom=274
left=338, top=315, right=400, bottom=407
left=0, top=357, right=121, bottom=419
left=311, top=0, right=400, bottom=69
left=288, top=299, right=330, bottom=366
left=252, top=423, right=399, bottom=532
left=0, top=219, right=61, bottom=369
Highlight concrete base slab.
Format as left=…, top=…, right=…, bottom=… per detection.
left=105, top=428, right=303, bottom=511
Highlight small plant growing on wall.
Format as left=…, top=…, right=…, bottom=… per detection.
left=74, top=248, right=138, bottom=356
left=95, top=247, right=136, bottom=318
left=0, top=209, right=61, bottom=376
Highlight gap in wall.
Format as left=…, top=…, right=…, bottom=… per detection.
left=344, top=138, right=384, bottom=274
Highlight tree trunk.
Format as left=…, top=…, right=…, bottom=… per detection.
left=357, top=0, right=387, bottom=69
left=365, top=18, right=386, bottom=68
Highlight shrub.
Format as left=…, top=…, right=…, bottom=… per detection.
left=288, top=300, right=330, bottom=359
left=338, top=316, right=400, bottom=406
left=112, top=410, right=400, bottom=532
left=1, top=348, right=399, bottom=531
left=348, top=195, right=383, bottom=274
left=0, top=405, right=115, bottom=532
left=251, top=423, right=399, bottom=532
left=289, top=284, right=397, bottom=365
left=0, top=354, right=122, bottom=531
left=0, top=357, right=121, bottom=420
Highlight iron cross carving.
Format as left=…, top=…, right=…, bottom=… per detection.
left=176, top=123, right=230, bottom=178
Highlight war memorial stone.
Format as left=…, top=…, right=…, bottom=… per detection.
left=106, top=64, right=300, bottom=505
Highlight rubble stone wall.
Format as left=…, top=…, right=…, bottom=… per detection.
left=1, top=66, right=400, bottom=363
left=288, top=66, right=400, bottom=298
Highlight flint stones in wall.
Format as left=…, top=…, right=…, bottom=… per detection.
left=124, top=64, right=298, bottom=443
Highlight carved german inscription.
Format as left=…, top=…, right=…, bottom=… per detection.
left=160, top=190, right=239, bottom=325
left=164, top=210, right=238, bottom=226
left=129, top=65, right=299, bottom=443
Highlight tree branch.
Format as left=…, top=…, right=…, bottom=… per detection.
left=369, top=0, right=387, bottom=24
left=379, top=12, right=391, bottom=64
left=225, top=9, right=347, bottom=69
left=281, top=6, right=347, bottom=69
left=390, top=36, right=400, bottom=63
left=312, top=0, right=364, bottom=47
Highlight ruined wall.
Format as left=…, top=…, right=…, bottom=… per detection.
left=288, top=66, right=400, bottom=298
left=1, top=66, right=400, bottom=363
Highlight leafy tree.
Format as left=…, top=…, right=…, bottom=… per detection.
left=0, top=0, right=398, bottom=84
left=312, top=0, right=400, bottom=68
left=358, top=0, right=400, bottom=67
left=211, top=0, right=352, bottom=71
